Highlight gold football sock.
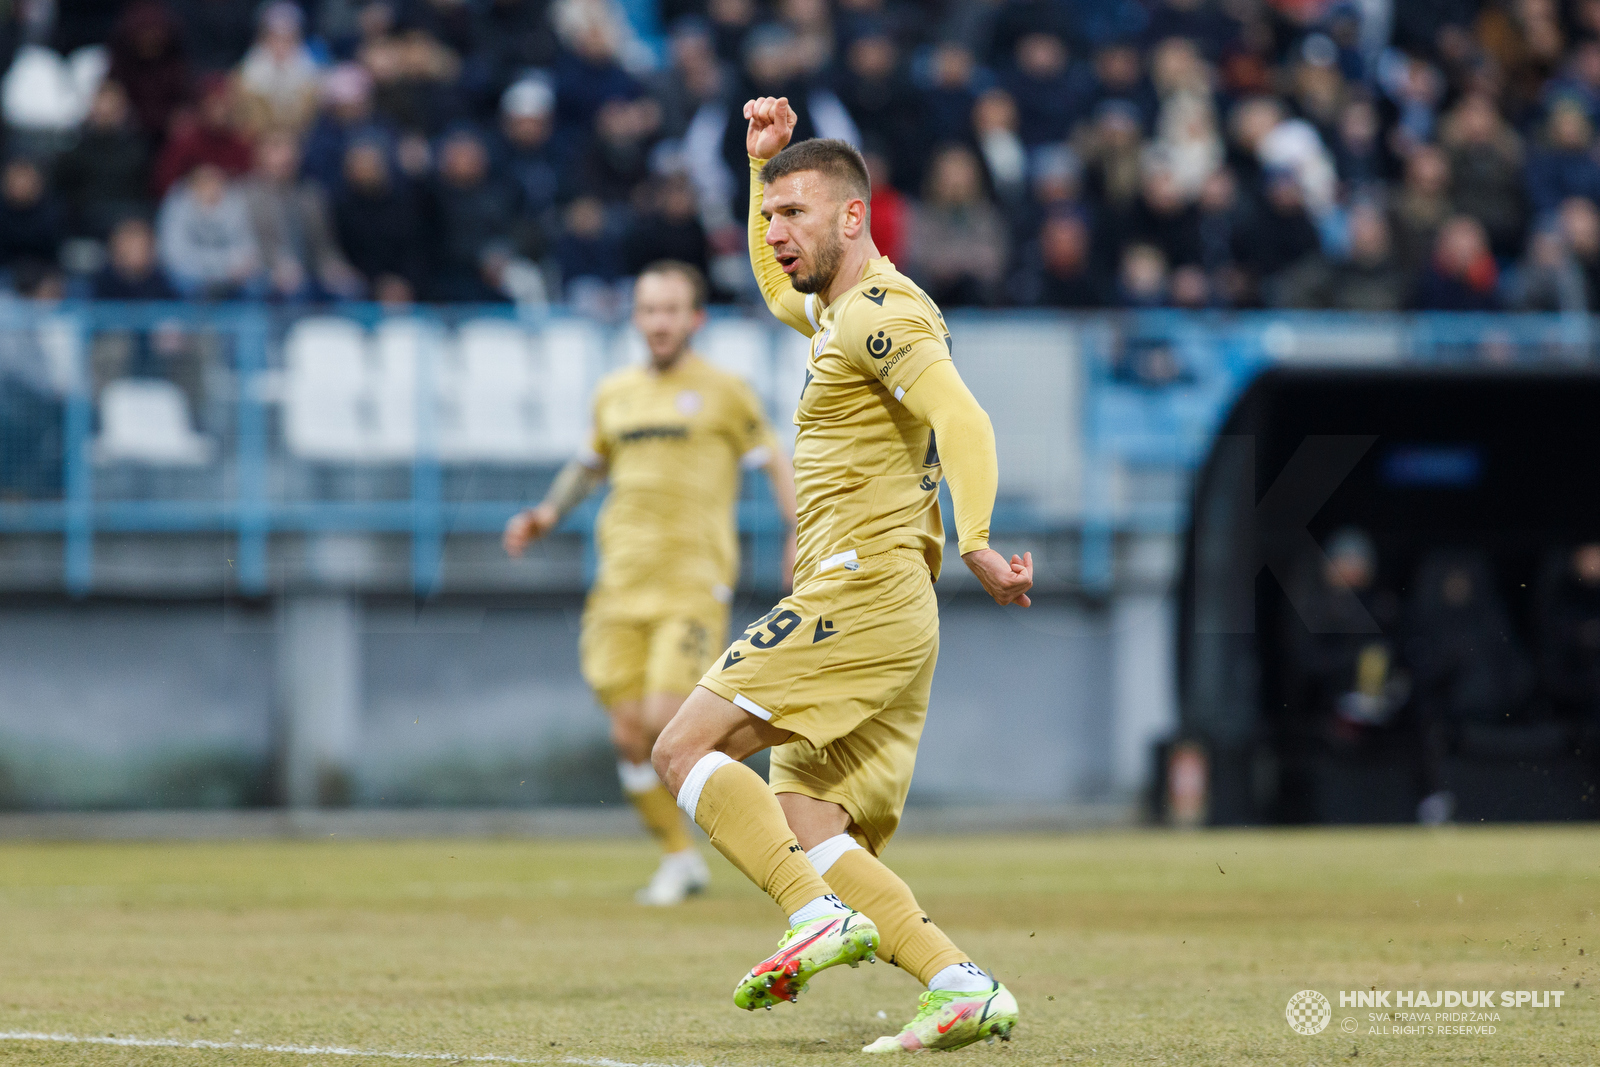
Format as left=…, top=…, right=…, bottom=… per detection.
left=691, top=759, right=834, bottom=916
left=628, top=783, right=694, bottom=854
left=825, top=847, right=969, bottom=984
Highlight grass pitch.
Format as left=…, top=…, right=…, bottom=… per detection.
left=0, top=826, right=1594, bottom=1066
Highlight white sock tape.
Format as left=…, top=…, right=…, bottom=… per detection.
left=676, top=751, right=735, bottom=822
left=805, top=833, right=865, bottom=877
left=616, top=760, right=660, bottom=795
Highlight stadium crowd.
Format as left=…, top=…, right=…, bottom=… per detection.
left=6, top=0, right=1600, bottom=312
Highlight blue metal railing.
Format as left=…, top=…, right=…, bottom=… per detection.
left=0, top=303, right=1593, bottom=597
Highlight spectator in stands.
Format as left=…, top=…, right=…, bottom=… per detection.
left=471, top=0, right=560, bottom=110
left=359, top=7, right=464, bottom=134
left=1015, top=210, right=1102, bottom=307
left=1080, top=99, right=1144, bottom=216
left=1195, top=165, right=1251, bottom=305
left=108, top=0, right=191, bottom=143
left=152, top=75, right=254, bottom=196
left=907, top=144, right=1008, bottom=306
left=236, top=1, right=323, bottom=136
left=777, top=0, right=832, bottom=76
left=1526, top=99, right=1600, bottom=218
left=555, top=194, right=626, bottom=317
left=651, top=17, right=724, bottom=141
left=497, top=78, right=562, bottom=221
left=0, top=158, right=65, bottom=281
left=171, top=0, right=258, bottom=76
left=864, top=148, right=908, bottom=266
left=576, top=97, right=662, bottom=203
left=707, top=0, right=755, bottom=65
left=834, top=23, right=921, bottom=194
left=1116, top=242, right=1167, bottom=306
left=92, top=216, right=176, bottom=300
left=1149, top=39, right=1222, bottom=200
left=970, top=89, right=1028, bottom=221
left=920, top=43, right=979, bottom=152
left=1389, top=145, right=1453, bottom=276
left=1112, top=153, right=1203, bottom=271
left=1411, top=215, right=1502, bottom=311
left=1442, top=93, right=1527, bottom=260
left=1229, top=95, right=1337, bottom=220
left=156, top=162, right=262, bottom=298
left=1506, top=226, right=1587, bottom=312
left=623, top=173, right=709, bottom=278
left=300, top=64, right=394, bottom=193
left=1558, top=195, right=1600, bottom=308
left=1535, top=543, right=1600, bottom=726
left=1085, top=41, right=1154, bottom=134
left=242, top=131, right=363, bottom=301
left=1276, top=202, right=1407, bottom=312
left=1001, top=32, right=1082, bottom=147
left=1330, top=94, right=1394, bottom=194
left=1239, top=168, right=1321, bottom=300
left=1143, top=0, right=1237, bottom=62
left=550, top=0, right=643, bottom=152
left=332, top=139, right=425, bottom=300
left=53, top=81, right=151, bottom=239
left=426, top=126, right=527, bottom=302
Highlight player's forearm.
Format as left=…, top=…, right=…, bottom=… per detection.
left=749, top=156, right=814, bottom=335
left=901, top=362, right=997, bottom=556
left=540, top=458, right=606, bottom=521
left=763, top=452, right=798, bottom=530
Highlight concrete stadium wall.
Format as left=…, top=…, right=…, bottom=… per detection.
left=0, top=588, right=1171, bottom=812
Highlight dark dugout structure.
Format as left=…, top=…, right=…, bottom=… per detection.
left=1177, top=366, right=1600, bottom=825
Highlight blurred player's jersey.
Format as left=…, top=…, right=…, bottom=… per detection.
left=587, top=354, right=778, bottom=616
left=788, top=260, right=953, bottom=581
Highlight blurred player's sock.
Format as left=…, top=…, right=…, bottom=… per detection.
left=618, top=760, right=693, bottom=854
left=676, top=752, right=833, bottom=916
left=635, top=848, right=711, bottom=906
left=813, top=836, right=970, bottom=985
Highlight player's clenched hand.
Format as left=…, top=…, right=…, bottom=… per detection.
left=962, top=548, right=1033, bottom=607
left=503, top=504, right=558, bottom=557
left=745, top=96, right=796, bottom=160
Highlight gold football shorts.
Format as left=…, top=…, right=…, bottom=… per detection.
left=697, top=547, right=939, bottom=854
left=580, top=594, right=728, bottom=708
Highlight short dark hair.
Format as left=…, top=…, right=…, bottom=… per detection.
left=759, top=138, right=872, bottom=205
left=637, top=259, right=709, bottom=309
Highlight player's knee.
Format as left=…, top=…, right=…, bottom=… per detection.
left=650, top=721, right=697, bottom=796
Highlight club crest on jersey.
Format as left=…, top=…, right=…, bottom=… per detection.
left=675, top=390, right=703, bottom=415
left=867, top=331, right=893, bottom=359
left=813, top=327, right=832, bottom=355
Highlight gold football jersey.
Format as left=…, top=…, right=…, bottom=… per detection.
left=787, top=258, right=954, bottom=581
left=588, top=354, right=778, bottom=612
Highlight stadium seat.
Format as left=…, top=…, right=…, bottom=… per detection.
left=538, top=319, right=602, bottom=459
left=370, top=318, right=436, bottom=460
left=701, top=319, right=772, bottom=406
left=771, top=331, right=811, bottom=451
left=93, top=378, right=214, bottom=466
left=283, top=316, right=370, bottom=461
left=443, top=318, right=539, bottom=462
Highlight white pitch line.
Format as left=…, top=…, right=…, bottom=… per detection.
left=0, top=1031, right=708, bottom=1067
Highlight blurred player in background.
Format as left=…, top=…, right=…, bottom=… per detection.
left=652, top=100, right=1032, bottom=1051
left=504, top=260, right=797, bottom=905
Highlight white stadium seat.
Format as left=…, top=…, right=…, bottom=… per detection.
left=700, top=319, right=772, bottom=406
left=283, top=316, right=370, bottom=461
left=442, top=318, right=540, bottom=461
left=94, top=379, right=214, bottom=466
left=370, top=318, right=437, bottom=460
left=538, top=319, right=602, bottom=459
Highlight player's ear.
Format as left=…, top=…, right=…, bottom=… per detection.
left=842, top=197, right=868, bottom=240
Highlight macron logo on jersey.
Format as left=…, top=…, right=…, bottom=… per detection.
left=864, top=286, right=887, bottom=306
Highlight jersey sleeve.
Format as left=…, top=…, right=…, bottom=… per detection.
left=749, top=156, right=817, bottom=337
left=840, top=289, right=952, bottom=399
left=727, top=377, right=780, bottom=468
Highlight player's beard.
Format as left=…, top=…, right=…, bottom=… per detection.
left=789, top=227, right=844, bottom=294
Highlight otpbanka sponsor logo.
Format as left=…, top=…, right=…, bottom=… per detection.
left=1286, top=989, right=1567, bottom=1038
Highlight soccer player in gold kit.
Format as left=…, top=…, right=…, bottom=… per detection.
left=651, top=99, right=1033, bottom=1050
left=504, top=260, right=797, bottom=906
